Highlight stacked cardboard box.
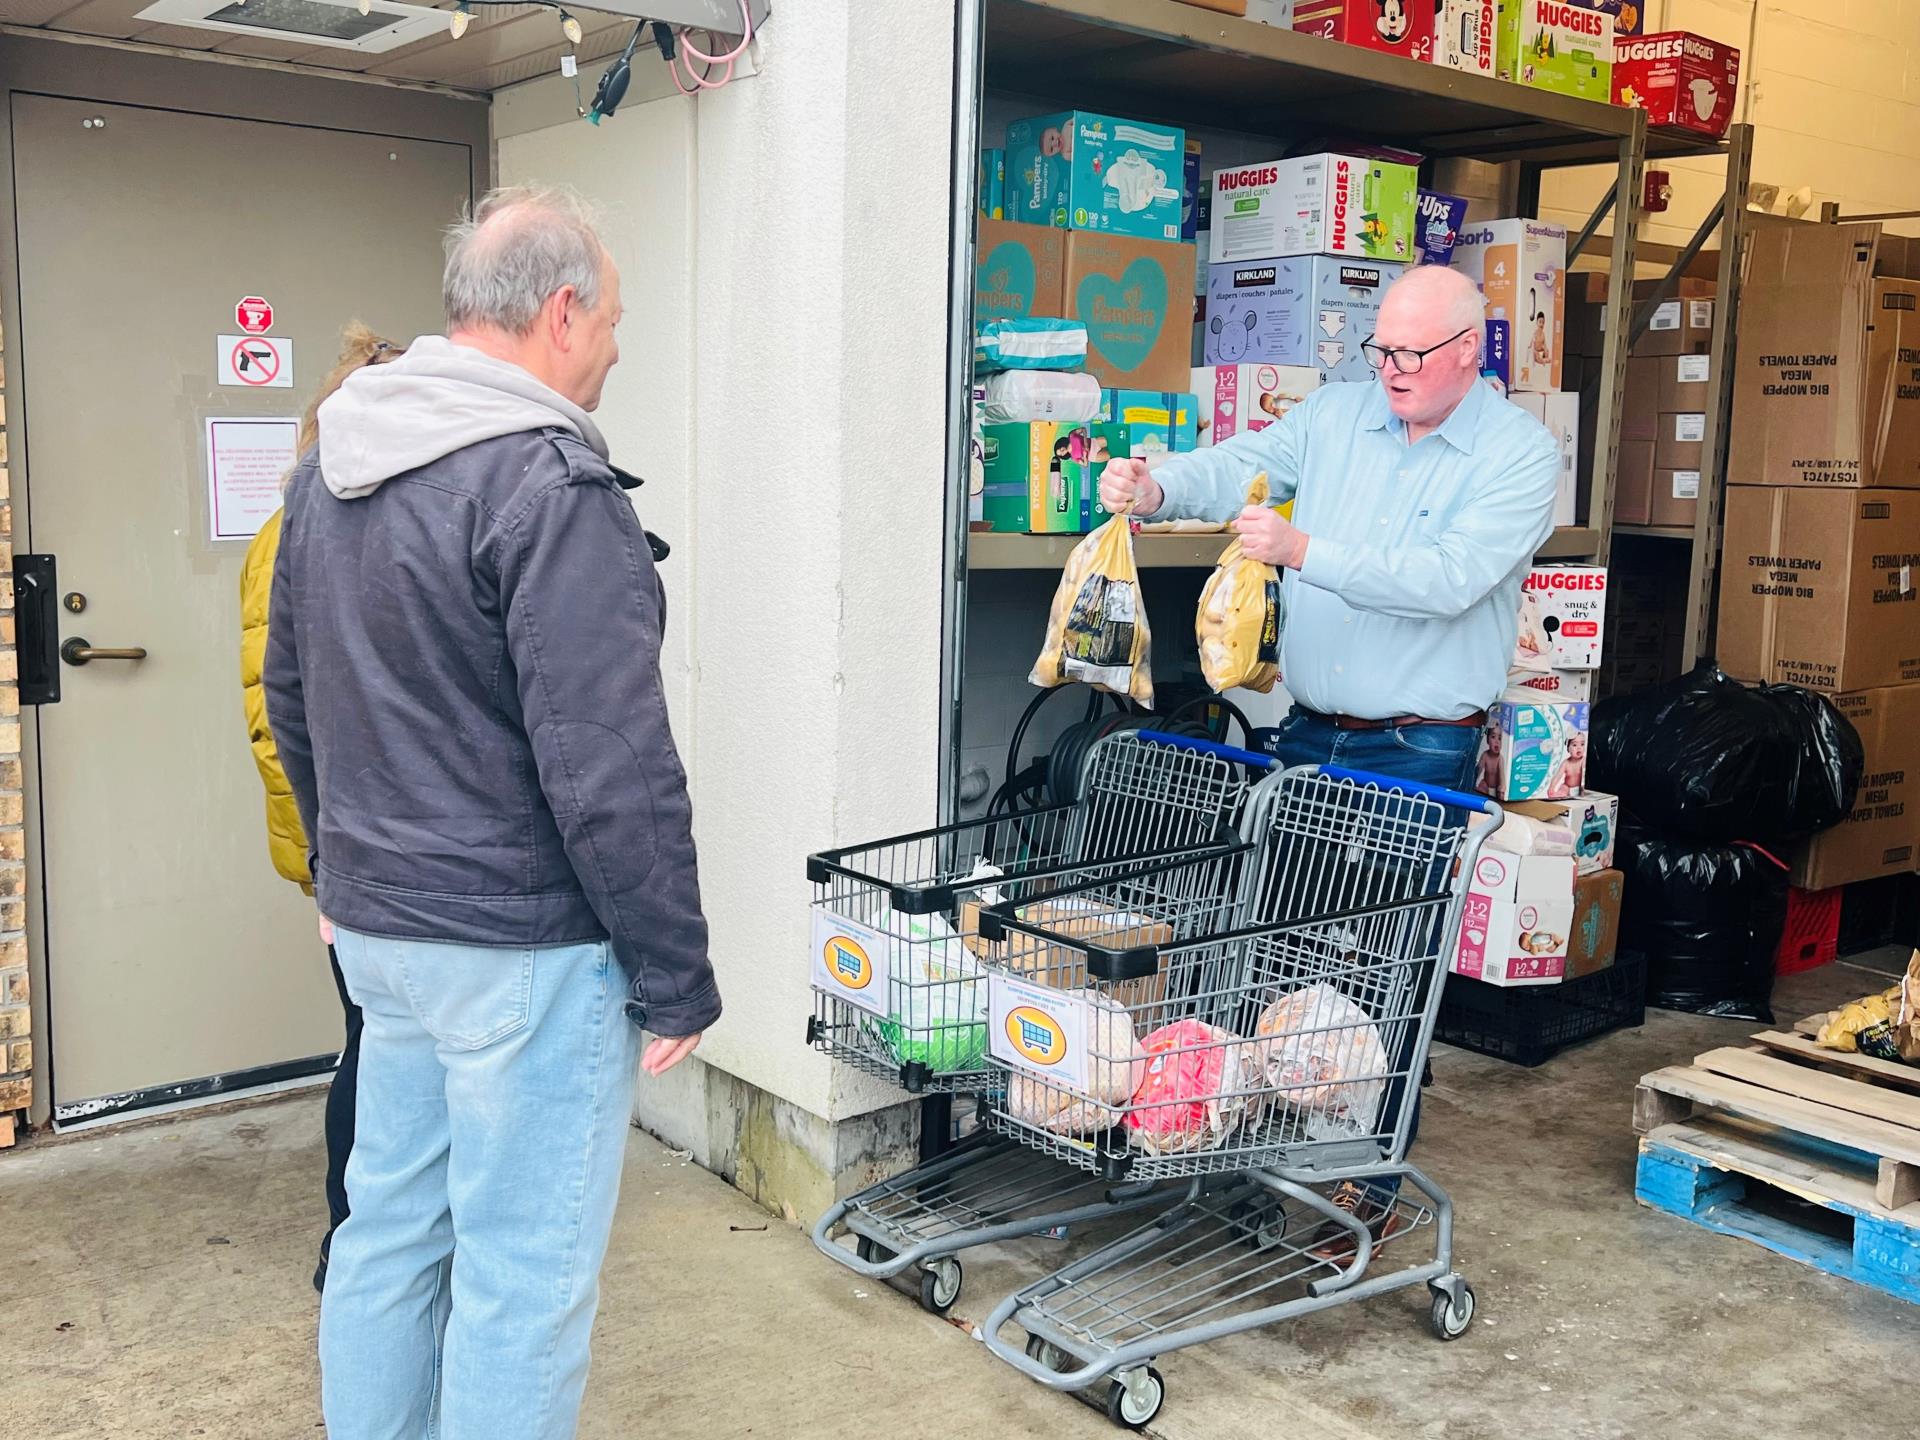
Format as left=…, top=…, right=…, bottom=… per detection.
left=1718, top=218, right=1920, bottom=890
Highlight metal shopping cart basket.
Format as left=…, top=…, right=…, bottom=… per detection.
left=806, top=731, right=1281, bottom=1314
left=971, top=764, right=1501, bottom=1429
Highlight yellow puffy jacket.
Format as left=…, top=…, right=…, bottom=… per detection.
left=240, top=510, right=312, bottom=891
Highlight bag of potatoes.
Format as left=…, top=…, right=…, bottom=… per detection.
left=1030, top=511, right=1154, bottom=707
left=1195, top=474, right=1284, bottom=694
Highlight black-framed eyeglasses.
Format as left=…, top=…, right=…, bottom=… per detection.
left=1361, top=328, right=1473, bottom=375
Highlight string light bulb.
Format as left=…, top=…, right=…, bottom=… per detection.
left=560, top=10, right=583, bottom=45
left=449, top=1, right=471, bottom=38
left=357, top=0, right=371, bottom=15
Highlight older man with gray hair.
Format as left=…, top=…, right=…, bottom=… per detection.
left=265, top=185, right=718, bottom=1437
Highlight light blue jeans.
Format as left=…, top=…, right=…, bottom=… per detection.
left=320, top=928, right=640, bottom=1440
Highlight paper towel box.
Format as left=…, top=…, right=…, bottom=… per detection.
left=1452, top=850, right=1578, bottom=987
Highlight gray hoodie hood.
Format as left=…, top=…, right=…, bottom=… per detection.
left=316, top=335, right=609, bottom=499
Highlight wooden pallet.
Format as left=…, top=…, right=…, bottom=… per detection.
left=1634, top=1034, right=1920, bottom=1303
left=0, top=1114, right=13, bottom=1149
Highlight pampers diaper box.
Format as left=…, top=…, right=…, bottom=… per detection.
left=1063, top=231, right=1198, bottom=392
left=1477, top=697, right=1591, bottom=803
left=1007, top=111, right=1185, bottom=242
left=1203, top=257, right=1402, bottom=385
left=974, top=218, right=1067, bottom=326
left=1496, top=0, right=1616, bottom=104
left=1208, top=154, right=1418, bottom=265
left=1191, top=364, right=1319, bottom=447
left=1452, top=218, right=1566, bottom=393
left=1452, top=849, right=1579, bottom=986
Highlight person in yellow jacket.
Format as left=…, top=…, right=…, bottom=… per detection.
left=242, top=324, right=404, bottom=1293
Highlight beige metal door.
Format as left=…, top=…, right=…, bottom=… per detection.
left=13, top=94, right=470, bottom=1118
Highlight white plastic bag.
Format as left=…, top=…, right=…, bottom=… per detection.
left=1253, top=986, right=1390, bottom=1141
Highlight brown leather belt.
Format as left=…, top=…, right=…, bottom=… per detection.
left=1313, top=709, right=1487, bottom=732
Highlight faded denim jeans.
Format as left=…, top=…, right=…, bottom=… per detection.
left=320, top=928, right=640, bottom=1440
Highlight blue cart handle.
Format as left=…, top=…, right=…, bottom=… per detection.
left=1317, top=763, right=1498, bottom=816
left=1136, top=729, right=1278, bottom=771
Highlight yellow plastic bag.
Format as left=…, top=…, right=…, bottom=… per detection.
left=1196, top=474, right=1284, bottom=694
left=1030, top=513, right=1153, bottom=706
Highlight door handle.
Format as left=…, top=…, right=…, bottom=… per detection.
left=61, top=638, right=148, bottom=666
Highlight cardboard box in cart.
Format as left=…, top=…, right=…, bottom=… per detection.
left=1208, top=154, right=1418, bottom=265
left=1789, top=686, right=1920, bottom=890
left=1716, top=486, right=1920, bottom=693
left=1452, top=850, right=1578, bottom=987
left=1728, top=219, right=1920, bottom=490
left=1452, top=219, right=1566, bottom=392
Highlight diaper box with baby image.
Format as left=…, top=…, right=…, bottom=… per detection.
left=1512, top=563, right=1608, bottom=671
left=1451, top=218, right=1566, bottom=393
left=1191, top=364, right=1320, bottom=447
left=1007, top=111, right=1186, bottom=242
left=1496, top=0, right=1616, bottom=104
left=1292, top=0, right=1435, bottom=61
left=1478, top=697, right=1590, bottom=803
left=1612, top=31, right=1740, bottom=138
left=1451, top=849, right=1578, bottom=987
left=1203, top=257, right=1402, bottom=384
left=1208, top=153, right=1418, bottom=265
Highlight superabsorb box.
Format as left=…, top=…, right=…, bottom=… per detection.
left=1496, top=0, right=1616, bottom=103
left=1007, top=111, right=1185, bottom=242
left=1452, top=218, right=1567, bottom=393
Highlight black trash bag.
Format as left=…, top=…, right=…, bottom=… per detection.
left=1590, top=663, right=1863, bottom=848
left=1617, top=821, right=1788, bottom=1023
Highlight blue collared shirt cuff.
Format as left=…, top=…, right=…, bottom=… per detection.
left=1297, top=532, right=1348, bottom=593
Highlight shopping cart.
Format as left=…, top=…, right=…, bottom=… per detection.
left=971, top=765, right=1501, bottom=1429
left=807, top=731, right=1281, bottom=1314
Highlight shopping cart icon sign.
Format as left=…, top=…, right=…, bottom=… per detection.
left=810, top=909, right=890, bottom=1016
left=1004, top=1005, right=1070, bottom=1067
left=826, top=937, right=873, bottom=989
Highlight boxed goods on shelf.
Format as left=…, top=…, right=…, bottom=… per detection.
left=1292, top=0, right=1435, bottom=61
left=1509, top=391, right=1580, bottom=525
left=1191, top=363, right=1319, bottom=445
left=1452, top=218, right=1567, bottom=392
left=1512, top=792, right=1619, bottom=874
left=1062, top=231, right=1199, bottom=391
left=1716, top=486, right=1920, bottom=693
left=1789, top=686, right=1920, bottom=891
left=1507, top=667, right=1594, bottom=702
left=1612, top=31, right=1740, bottom=138
left=1208, top=154, right=1418, bottom=264
left=1007, top=111, right=1186, bottom=241
left=975, top=218, right=1067, bottom=325
left=979, top=148, right=1005, bottom=220
left=1514, top=563, right=1608, bottom=670
left=1729, top=220, right=1920, bottom=490
left=1496, top=0, right=1616, bottom=104
left=1415, top=189, right=1470, bottom=265
left=1203, top=256, right=1401, bottom=383
left=1097, top=388, right=1201, bottom=456
left=1614, top=437, right=1655, bottom=525
left=980, top=419, right=1121, bottom=534
left=1435, top=0, right=1497, bottom=76
left=1653, top=410, right=1705, bottom=471
left=1650, top=468, right=1699, bottom=527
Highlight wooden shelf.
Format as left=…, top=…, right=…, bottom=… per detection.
left=985, top=0, right=1722, bottom=164
left=967, top=525, right=1600, bottom=570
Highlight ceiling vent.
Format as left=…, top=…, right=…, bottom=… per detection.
left=134, top=0, right=450, bottom=53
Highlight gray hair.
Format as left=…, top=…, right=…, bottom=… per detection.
left=1385, top=264, right=1488, bottom=350
left=443, top=185, right=608, bottom=335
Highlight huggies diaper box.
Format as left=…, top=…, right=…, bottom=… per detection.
left=1512, top=564, right=1608, bottom=671
left=1612, top=31, right=1741, bottom=139
left=1203, top=257, right=1402, bottom=384
left=1477, top=697, right=1590, bottom=802
left=1452, top=849, right=1578, bottom=986
left=1435, top=0, right=1496, bottom=75
left=1497, top=0, right=1616, bottom=104
left=1191, top=364, right=1320, bottom=446
left=1007, top=111, right=1185, bottom=242
left=1208, top=154, right=1418, bottom=265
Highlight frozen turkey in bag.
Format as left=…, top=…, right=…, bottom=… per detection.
left=1124, top=1019, right=1262, bottom=1155
left=1002, top=993, right=1147, bottom=1137
left=1254, top=986, right=1389, bottom=1141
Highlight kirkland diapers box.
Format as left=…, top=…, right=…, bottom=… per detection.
left=1497, top=0, right=1616, bottom=103
left=1192, top=363, right=1319, bottom=446
left=1477, top=698, right=1591, bottom=803
left=1208, top=154, right=1418, bottom=265
left=974, top=218, right=1067, bottom=326
left=1006, top=111, right=1186, bottom=241
left=1513, top=564, right=1608, bottom=671
left=1613, top=31, right=1740, bottom=138
left=1512, top=792, right=1619, bottom=874
left=1452, top=219, right=1566, bottom=392
left=1436, top=0, right=1497, bottom=75
left=1204, top=257, right=1402, bottom=384
left=1292, top=0, right=1435, bottom=61
left=1063, top=231, right=1198, bottom=392
left=1451, top=849, right=1578, bottom=987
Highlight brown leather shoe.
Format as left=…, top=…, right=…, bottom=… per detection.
left=1309, top=1181, right=1408, bottom=1262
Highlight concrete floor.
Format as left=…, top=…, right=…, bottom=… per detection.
left=4, top=951, right=1916, bottom=1440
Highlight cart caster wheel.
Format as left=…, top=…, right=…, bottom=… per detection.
left=918, top=1258, right=962, bottom=1316
left=1429, top=1282, right=1475, bottom=1341
left=1025, top=1334, right=1069, bottom=1372
left=855, top=1236, right=894, bottom=1267
left=1227, top=1197, right=1288, bottom=1251
left=1105, top=1366, right=1165, bottom=1430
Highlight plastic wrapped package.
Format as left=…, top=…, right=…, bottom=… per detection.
left=1253, top=986, right=1390, bottom=1141
left=872, top=910, right=987, bottom=1072
left=1002, top=995, right=1147, bottom=1135
left=980, top=369, right=1103, bottom=423
left=1195, top=473, right=1284, bottom=694
left=1590, top=664, right=1864, bottom=847
left=974, top=318, right=1087, bottom=374
left=1030, top=513, right=1154, bottom=706
left=1124, top=1019, right=1262, bottom=1155
left=1817, top=953, right=1920, bottom=1062
left=1617, top=821, right=1788, bottom=1023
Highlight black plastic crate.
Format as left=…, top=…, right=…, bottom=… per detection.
left=1436, top=951, right=1648, bottom=1068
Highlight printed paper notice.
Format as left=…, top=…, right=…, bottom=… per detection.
left=988, top=972, right=1091, bottom=1091
left=206, top=416, right=298, bottom=541
left=810, top=908, right=891, bottom=1017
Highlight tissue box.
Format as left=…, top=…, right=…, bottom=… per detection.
left=1204, top=257, right=1402, bottom=385
left=1511, top=792, right=1619, bottom=874
left=1098, top=389, right=1200, bottom=455
left=1293, top=0, right=1436, bottom=62
left=1613, top=31, right=1741, bottom=138
left=1478, top=698, right=1591, bottom=802
left=1452, top=218, right=1566, bottom=393
left=1191, top=363, right=1319, bottom=446
left=1452, top=850, right=1578, bottom=986
left=1007, top=111, right=1186, bottom=242
left=1513, top=564, right=1608, bottom=671
left=1506, top=667, right=1594, bottom=703
left=1208, top=153, right=1418, bottom=264
left=1496, top=0, right=1615, bottom=103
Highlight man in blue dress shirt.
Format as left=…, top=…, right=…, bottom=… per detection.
left=1101, top=263, right=1559, bottom=1251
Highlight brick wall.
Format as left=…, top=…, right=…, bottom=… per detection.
left=0, top=330, right=24, bottom=1129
